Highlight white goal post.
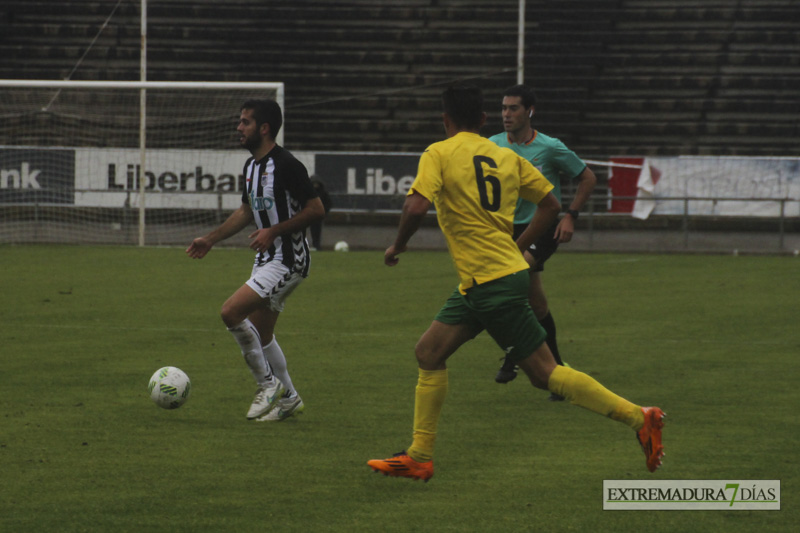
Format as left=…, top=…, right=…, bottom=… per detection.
left=0, top=79, right=284, bottom=246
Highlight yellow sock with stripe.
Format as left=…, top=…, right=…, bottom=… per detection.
left=406, top=368, right=448, bottom=463
left=547, top=365, right=645, bottom=431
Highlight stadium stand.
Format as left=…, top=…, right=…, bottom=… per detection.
left=0, top=0, right=798, bottom=158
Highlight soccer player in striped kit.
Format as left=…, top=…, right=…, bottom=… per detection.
left=187, top=99, right=325, bottom=422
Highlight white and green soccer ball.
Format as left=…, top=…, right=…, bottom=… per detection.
left=148, top=366, right=191, bottom=409
left=334, top=240, right=349, bottom=252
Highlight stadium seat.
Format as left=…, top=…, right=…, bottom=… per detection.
left=1, top=0, right=798, bottom=156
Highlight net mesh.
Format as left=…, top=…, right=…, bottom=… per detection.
left=0, top=82, right=282, bottom=245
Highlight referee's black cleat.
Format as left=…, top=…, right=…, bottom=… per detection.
left=495, top=356, right=518, bottom=383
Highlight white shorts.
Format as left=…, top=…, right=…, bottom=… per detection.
left=245, top=261, right=305, bottom=313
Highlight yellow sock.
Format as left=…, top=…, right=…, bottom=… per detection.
left=548, top=365, right=645, bottom=430
left=407, top=368, right=448, bottom=463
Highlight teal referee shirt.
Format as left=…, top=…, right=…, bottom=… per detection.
left=489, top=130, right=587, bottom=224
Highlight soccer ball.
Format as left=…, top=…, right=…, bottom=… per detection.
left=334, top=240, right=349, bottom=252
left=148, top=366, right=191, bottom=409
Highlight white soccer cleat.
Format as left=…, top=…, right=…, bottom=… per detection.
left=256, top=394, right=304, bottom=422
left=246, top=379, right=285, bottom=419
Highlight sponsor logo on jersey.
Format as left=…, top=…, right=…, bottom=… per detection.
left=249, top=191, right=274, bottom=211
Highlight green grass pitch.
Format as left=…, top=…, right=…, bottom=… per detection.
left=0, top=245, right=797, bottom=532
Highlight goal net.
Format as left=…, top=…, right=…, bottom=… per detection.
left=0, top=80, right=284, bottom=246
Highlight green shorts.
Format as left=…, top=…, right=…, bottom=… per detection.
left=433, top=270, right=547, bottom=362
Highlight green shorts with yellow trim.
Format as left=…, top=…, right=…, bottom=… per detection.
left=433, top=270, right=547, bottom=363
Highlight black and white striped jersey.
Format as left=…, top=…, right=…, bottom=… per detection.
left=241, top=145, right=318, bottom=275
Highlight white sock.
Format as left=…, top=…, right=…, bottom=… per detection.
left=227, top=319, right=274, bottom=387
left=263, top=335, right=296, bottom=397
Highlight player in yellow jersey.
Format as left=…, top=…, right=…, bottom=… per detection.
left=367, top=84, right=664, bottom=482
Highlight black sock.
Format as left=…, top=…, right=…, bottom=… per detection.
left=539, top=311, right=564, bottom=366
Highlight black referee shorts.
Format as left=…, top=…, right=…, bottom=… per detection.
left=513, top=219, right=560, bottom=272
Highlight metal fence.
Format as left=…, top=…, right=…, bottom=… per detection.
left=1, top=190, right=798, bottom=254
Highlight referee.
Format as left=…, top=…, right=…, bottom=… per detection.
left=489, top=84, right=597, bottom=395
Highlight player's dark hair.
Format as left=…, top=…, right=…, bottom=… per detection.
left=441, top=84, right=484, bottom=130
left=503, top=84, right=537, bottom=109
left=241, top=99, right=283, bottom=140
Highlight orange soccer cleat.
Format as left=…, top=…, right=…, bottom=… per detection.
left=637, top=407, right=666, bottom=472
left=367, top=451, right=434, bottom=482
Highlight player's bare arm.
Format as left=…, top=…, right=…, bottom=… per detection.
left=248, top=196, right=326, bottom=254
left=554, top=166, right=597, bottom=243
left=186, top=204, right=254, bottom=259
left=385, top=192, right=431, bottom=266
left=516, top=192, right=560, bottom=253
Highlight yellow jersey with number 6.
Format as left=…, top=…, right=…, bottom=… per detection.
left=409, top=131, right=553, bottom=293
